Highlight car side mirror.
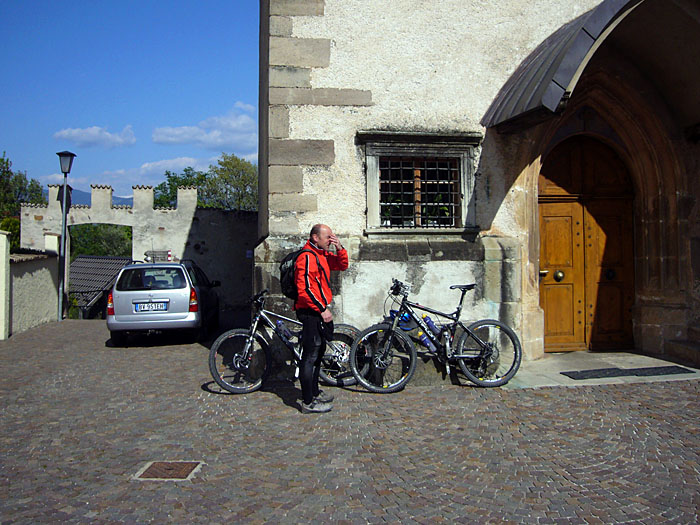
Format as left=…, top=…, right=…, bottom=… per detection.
left=211, top=280, right=221, bottom=287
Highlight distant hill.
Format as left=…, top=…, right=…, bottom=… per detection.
left=43, top=188, right=133, bottom=207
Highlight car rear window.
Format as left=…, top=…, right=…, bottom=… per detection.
left=116, top=268, right=187, bottom=291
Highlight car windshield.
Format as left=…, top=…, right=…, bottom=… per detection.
left=116, top=267, right=187, bottom=291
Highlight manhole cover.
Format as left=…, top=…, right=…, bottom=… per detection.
left=133, top=461, right=203, bottom=481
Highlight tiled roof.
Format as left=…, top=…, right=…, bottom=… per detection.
left=69, top=255, right=132, bottom=307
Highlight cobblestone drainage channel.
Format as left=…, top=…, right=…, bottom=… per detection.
left=132, top=461, right=204, bottom=481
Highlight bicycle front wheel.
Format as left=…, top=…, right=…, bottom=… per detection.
left=455, top=319, right=521, bottom=387
left=350, top=323, right=417, bottom=393
left=209, top=329, right=270, bottom=394
left=319, top=323, right=359, bottom=387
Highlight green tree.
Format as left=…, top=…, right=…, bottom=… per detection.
left=0, top=217, right=20, bottom=252
left=69, top=224, right=132, bottom=262
left=0, top=153, right=46, bottom=218
left=153, top=167, right=208, bottom=208
left=202, top=153, right=258, bottom=211
left=153, top=153, right=258, bottom=211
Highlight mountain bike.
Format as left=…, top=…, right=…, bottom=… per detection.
left=349, top=279, right=522, bottom=393
left=209, top=289, right=359, bottom=394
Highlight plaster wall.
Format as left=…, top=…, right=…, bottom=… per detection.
left=260, top=0, right=601, bottom=358
left=8, top=253, right=58, bottom=336
left=0, top=232, right=9, bottom=339
left=276, top=0, right=601, bottom=237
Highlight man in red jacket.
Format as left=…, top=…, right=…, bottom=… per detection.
left=294, top=223, right=349, bottom=413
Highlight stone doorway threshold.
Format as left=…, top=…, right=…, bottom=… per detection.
left=503, top=351, right=700, bottom=389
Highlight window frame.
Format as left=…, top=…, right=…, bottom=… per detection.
left=360, top=132, right=481, bottom=234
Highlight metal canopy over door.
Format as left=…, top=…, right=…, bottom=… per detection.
left=539, top=136, right=634, bottom=352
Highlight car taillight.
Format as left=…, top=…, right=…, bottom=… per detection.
left=107, top=292, right=115, bottom=316
left=189, top=287, right=199, bottom=312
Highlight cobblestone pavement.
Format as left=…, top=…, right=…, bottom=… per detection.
left=1, top=320, right=699, bottom=523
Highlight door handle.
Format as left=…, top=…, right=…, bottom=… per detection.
left=539, top=270, right=549, bottom=277
left=553, top=270, right=565, bottom=282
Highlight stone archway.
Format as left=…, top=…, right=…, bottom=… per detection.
left=525, top=64, right=689, bottom=356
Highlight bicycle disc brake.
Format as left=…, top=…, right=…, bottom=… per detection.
left=328, top=342, right=349, bottom=364
left=372, top=349, right=392, bottom=369
left=232, top=352, right=251, bottom=370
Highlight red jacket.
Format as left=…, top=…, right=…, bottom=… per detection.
left=294, top=240, right=348, bottom=312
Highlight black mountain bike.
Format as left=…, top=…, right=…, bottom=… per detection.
left=209, top=289, right=359, bottom=394
left=349, top=279, right=522, bottom=393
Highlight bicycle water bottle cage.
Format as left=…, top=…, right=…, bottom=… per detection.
left=388, top=310, right=417, bottom=331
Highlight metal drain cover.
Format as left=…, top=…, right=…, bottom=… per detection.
left=133, top=461, right=203, bottom=481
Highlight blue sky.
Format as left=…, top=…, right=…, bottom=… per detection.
left=1, top=1, right=259, bottom=197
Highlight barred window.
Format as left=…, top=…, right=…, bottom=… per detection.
left=379, top=156, right=461, bottom=228
left=360, top=132, right=480, bottom=231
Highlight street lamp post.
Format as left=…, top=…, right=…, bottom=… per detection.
left=56, top=151, right=76, bottom=321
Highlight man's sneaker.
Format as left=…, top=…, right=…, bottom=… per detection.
left=314, top=390, right=335, bottom=403
left=301, top=399, right=332, bottom=414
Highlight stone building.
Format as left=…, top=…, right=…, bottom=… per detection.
left=256, top=0, right=700, bottom=364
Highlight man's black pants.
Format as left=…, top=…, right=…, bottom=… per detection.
left=296, top=309, right=333, bottom=405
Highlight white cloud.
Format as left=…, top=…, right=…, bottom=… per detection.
left=235, top=101, right=256, bottom=113
left=152, top=106, right=257, bottom=151
left=39, top=173, right=91, bottom=189
left=240, top=151, right=258, bottom=164
left=139, top=157, right=204, bottom=175
left=53, top=125, right=136, bottom=148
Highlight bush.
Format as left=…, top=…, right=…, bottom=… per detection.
left=0, top=217, right=20, bottom=252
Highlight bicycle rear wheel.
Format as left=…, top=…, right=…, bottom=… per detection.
left=319, top=323, right=359, bottom=387
left=209, top=329, right=270, bottom=394
left=455, top=319, right=521, bottom=387
left=350, top=323, right=416, bottom=393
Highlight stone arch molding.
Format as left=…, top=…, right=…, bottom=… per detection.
left=515, top=66, right=690, bottom=355
left=21, top=185, right=198, bottom=262
left=535, top=69, right=686, bottom=300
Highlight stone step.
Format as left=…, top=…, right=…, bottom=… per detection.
left=666, top=339, right=700, bottom=367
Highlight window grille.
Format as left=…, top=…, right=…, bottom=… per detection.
left=358, top=131, right=481, bottom=231
left=379, top=157, right=462, bottom=228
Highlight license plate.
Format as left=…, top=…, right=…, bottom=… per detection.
left=135, top=302, right=167, bottom=312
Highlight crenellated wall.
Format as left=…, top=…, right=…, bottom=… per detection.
left=21, top=185, right=197, bottom=262
left=20, top=185, right=259, bottom=315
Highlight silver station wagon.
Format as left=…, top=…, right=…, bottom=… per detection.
left=107, top=260, right=220, bottom=345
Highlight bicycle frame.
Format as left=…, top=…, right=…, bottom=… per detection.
left=249, top=302, right=302, bottom=359
left=388, top=286, right=489, bottom=360
left=247, top=294, right=348, bottom=365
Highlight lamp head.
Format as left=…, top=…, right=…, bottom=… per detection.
left=56, top=151, right=76, bottom=175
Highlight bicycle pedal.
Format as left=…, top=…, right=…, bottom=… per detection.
left=445, top=362, right=451, bottom=375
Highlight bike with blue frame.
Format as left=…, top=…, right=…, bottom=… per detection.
left=349, top=279, right=522, bottom=393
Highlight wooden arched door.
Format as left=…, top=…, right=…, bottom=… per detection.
left=539, top=136, right=635, bottom=352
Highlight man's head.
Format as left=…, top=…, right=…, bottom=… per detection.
left=310, top=223, right=333, bottom=250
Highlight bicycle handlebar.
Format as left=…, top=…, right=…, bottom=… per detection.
left=250, top=289, right=269, bottom=305
left=390, top=278, right=411, bottom=297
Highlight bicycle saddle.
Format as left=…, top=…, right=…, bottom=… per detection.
left=450, top=284, right=476, bottom=291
